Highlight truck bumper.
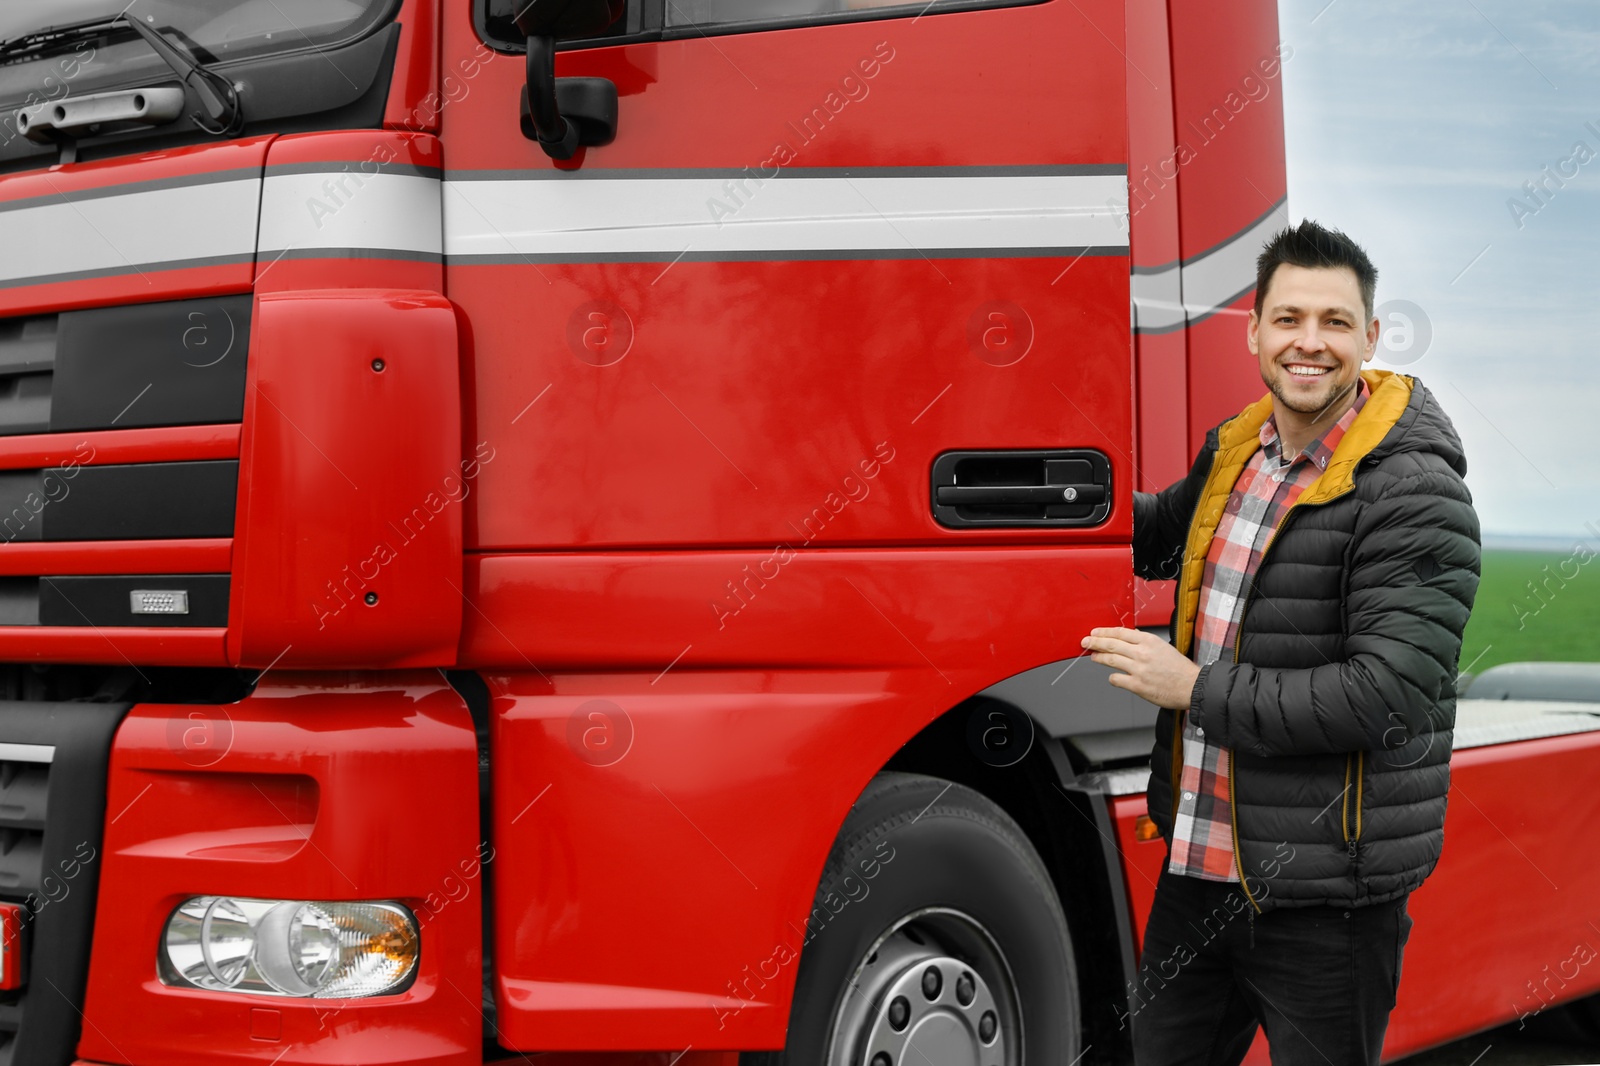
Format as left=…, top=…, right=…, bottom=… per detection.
left=73, top=671, right=481, bottom=1066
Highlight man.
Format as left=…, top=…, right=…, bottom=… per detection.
left=1081, top=220, right=1480, bottom=1065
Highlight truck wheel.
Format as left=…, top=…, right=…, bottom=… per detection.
left=745, top=772, right=1079, bottom=1066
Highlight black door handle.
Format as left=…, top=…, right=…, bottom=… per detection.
left=934, top=484, right=1107, bottom=506
left=931, top=449, right=1112, bottom=528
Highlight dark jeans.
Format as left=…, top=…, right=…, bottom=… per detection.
left=1129, top=866, right=1412, bottom=1066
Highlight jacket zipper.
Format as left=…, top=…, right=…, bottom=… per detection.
left=1356, top=752, right=1364, bottom=843
left=1344, top=751, right=1365, bottom=859
left=1227, top=757, right=1260, bottom=914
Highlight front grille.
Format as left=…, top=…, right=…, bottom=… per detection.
left=0, top=460, right=238, bottom=543
left=0, top=700, right=128, bottom=1066
left=0, top=295, right=250, bottom=636
left=0, top=296, right=251, bottom=436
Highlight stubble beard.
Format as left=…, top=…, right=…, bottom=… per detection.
left=1264, top=365, right=1356, bottom=422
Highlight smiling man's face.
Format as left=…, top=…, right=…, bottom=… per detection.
left=1248, top=263, right=1379, bottom=427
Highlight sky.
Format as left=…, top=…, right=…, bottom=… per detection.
left=1275, top=0, right=1600, bottom=540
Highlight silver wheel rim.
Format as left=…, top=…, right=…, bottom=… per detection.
left=826, top=907, right=1022, bottom=1066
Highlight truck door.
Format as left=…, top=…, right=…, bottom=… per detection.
left=437, top=0, right=1133, bottom=1050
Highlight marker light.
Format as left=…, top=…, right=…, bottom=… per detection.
left=129, top=589, right=190, bottom=615
left=161, top=897, right=417, bottom=998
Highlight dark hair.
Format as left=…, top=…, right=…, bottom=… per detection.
left=1253, top=219, right=1378, bottom=321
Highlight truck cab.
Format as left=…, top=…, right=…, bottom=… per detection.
left=5, top=2, right=1590, bottom=1065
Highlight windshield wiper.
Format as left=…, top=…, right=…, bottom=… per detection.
left=118, top=13, right=243, bottom=135
left=0, top=17, right=120, bottom=66
left=0, top=11, right=244, bottom=136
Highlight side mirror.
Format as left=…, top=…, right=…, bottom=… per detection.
left=516, top=0, right=625, bottom=161
left=512, top=0, right=626, bottom=38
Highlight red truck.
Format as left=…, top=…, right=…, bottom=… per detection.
left=0, top=0, right=1596, bottom=1063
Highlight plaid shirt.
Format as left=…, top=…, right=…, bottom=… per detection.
left=1169, top=378, right=1370, bottom=881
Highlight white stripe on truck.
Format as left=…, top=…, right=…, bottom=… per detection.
left=259, top=170, right=443, bottom=263
left=0, top=178, right=259, bottom=287
left=0, top=166, right=1147, bottom=285
left=441, top=172, right=1131, bottom=262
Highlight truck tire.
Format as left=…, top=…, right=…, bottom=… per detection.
left=744, top=772, right=1078, bottom=1066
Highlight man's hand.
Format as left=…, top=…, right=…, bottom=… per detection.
left=1080, top=627, right=1201, bottom=710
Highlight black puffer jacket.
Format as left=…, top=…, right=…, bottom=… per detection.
left=1134, top=370, right=1481, bottom=911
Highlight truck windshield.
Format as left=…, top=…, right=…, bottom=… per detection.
left=0, top=0, right=385, bottom=65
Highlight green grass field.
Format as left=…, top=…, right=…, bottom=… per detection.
left=1458, top=548, right=1600, bottom=677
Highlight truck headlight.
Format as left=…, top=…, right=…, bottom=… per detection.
left=161, top=897, right=418, bottom=998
